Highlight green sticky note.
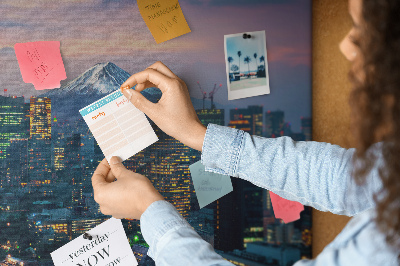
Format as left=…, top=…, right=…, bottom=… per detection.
left=189, top=161, right=233, bottom=209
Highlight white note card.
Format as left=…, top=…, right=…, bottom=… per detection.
left=189, top=161, right=233, bottom=208
left=51, top=218, right=137, bottom=266
left=79, top=90, right=158, bottom=162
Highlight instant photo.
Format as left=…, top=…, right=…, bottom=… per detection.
left=224, top=30, right=270, bottom=100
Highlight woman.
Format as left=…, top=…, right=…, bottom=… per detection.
left=91, top=0, right=400, bottom=264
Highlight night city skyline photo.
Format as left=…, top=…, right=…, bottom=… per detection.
left=0, top=0, right=312, bottom=265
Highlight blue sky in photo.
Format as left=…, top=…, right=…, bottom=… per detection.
left=226, top=32, right=267, bottom=73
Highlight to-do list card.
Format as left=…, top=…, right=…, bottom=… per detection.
left=79, top=90, right=158, bottom=162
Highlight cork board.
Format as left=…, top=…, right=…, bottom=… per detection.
left=0, top=1, right=313, bottom=264
left=312, top=0, right=353, bottom=257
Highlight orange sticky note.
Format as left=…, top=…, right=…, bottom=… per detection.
left=137, top=0, right=191, bottom=44
left=14, top=41, right=67, bottom=90
left=270, top=191, right=304, bottom=223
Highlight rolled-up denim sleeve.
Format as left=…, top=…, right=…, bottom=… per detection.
left=201, top=124, right=383, bottom=216
left=140, top=200, right=233, bottom=265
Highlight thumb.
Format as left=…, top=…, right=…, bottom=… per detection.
left=109, top=156, right=129, bottom=178
left=92, top=158, right=111, bottom=189
left=122, top=88, right=154, bottom=115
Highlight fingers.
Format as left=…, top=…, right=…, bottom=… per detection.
left=105, top=169, right=116, bottom=183
left=121, top=88, right=157, bottom=116
left=92, top=158, right=110, bottom=189
left=135, top=81, right=156, bottom=92
left=109, top=156, right=129, bottom=178
left=120, top=68, right=172, bottom=94
left=147, top=61, right=178, bottom=79
left=121, top=62, right=180, bottom=94
left=124, top=61, right=178, bottom=93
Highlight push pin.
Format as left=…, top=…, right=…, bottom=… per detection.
left=243, top=33, right=251, bottom=39
left=83, top=232, right=95, bottom=241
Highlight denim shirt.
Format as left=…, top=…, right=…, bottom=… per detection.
left=140, top=124, right=400, bottom=265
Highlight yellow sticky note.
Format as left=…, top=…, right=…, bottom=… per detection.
left=137, top=0, right=191, bottom=44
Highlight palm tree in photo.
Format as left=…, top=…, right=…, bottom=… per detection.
left=260, top=55, right=266, bottom=76
left=227, top=56, right=234, bottom=73
left=237, top=51, right=242, bottom=77
left=253, top=53, right=258, bottom=75
left=244, top=56, right=251, bottom=78
left=227, top=56, right=234, bottom=83
left=231, top=64, right=239, bottom=72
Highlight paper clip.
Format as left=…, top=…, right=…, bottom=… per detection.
left=83, top=232, right=96, bottom=241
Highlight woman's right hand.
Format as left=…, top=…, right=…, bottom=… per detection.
left=120, top=61, right=206, bottom=152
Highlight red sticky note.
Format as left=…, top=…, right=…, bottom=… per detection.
left=14, top=41, right=67, bottom=90
left=270, top=191, right=304, bottom=223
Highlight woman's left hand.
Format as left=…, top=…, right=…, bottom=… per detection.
left=91, top=157, right=164, bottom=220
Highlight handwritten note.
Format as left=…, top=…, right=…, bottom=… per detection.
left=270, top=191, right=304, bottom=223
left=14, top=41, right=67, bottom=90
left=137, top=0, right=191, bottom=43
left=79, top=89, right=158, bottom=162
left=189, top=161, right=233, bottom=208
left=51, top=218, right=137, bottom=266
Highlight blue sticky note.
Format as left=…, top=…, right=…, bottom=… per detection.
left=189, top=161, right=233, bottom=208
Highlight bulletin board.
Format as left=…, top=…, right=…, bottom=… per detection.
left=312, top=0, right=353, bottom=257
left=0, top=0, right=312, bottom=265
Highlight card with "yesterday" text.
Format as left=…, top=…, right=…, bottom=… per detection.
left=51, top=218, right=137, bottom=266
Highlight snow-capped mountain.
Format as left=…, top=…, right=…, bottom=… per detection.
left=39, top=62, right=162, bottom=122
left=43, top=62, right=130, bottom=97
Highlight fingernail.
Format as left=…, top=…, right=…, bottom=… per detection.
left=120, top=85, right=130, bottom=92
left=110, top=156, right=122, bottom=165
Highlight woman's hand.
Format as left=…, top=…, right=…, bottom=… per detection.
left=120, top=61, right=206, bottom=152
left=91, top=157, right=164, bottom=220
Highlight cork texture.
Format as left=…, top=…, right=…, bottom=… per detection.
left=312, top=0, right=353, bottom=257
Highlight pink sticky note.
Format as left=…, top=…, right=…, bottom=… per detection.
left=270, top=191, right=304, bottom=223
left=14, top=41, right=67, bottom=90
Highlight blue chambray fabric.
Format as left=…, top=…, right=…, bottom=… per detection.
left=141, top=200, right=232, bottom=265
left=140, top=124, right=399, bottom=266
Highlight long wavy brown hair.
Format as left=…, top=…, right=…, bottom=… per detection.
left=349, top=0, right=400, bottom=256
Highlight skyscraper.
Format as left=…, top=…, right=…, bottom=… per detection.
left=80, top=131, right=100, bottom=190
left=230, top=106, right=263, bottom=136
left=196, top=109, right=225, bottom=127
left=211, top=178, right=244, bottom=251
left=262, top=189, right=275, bottom=240
left=0, top=96, right=29, bottom=187
left=64, top=134, right=81, bottom=170
left=227, top=119, right=251, bottom=133
left=29, top=97, right=52, bottom=184
left=265, top=110, right=284, bottom=138
left=29, top=97, right=51, bottom=140
left=5, top=138, right=29, bottom=187
left=240, top=179, right=264, bottom=248
left=53, top=133, right=65, bottom=172
left=0, top=96, right=29, bottom=159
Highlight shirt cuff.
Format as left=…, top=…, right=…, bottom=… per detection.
left=201, top=123, right=245, bottom=177
left=140, top=200, right=191, bottom=259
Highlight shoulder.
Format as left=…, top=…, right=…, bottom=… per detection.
left=323, top=209, right=399, bottom=265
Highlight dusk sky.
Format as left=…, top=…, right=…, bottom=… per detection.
left=0, top=0, right=311, bottom=132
